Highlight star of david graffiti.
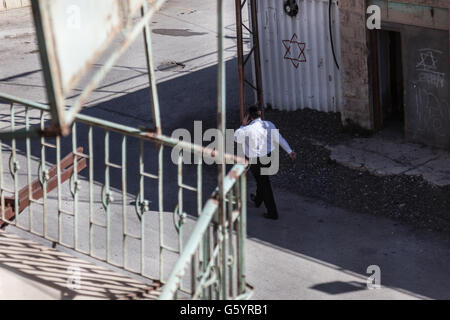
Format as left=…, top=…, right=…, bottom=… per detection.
left=416, top=49, right=440, bottom=71
left=282, top=33, right=306, bottom=69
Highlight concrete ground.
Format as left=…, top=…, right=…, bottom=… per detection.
left=246, top=178, right=450, bottom=299
left=4, top=180, right=450, bottom=300
left=0, top=230, right=161, bottom=300
left=328, top=126, right=450, bottom=187
left=1, top=3, right=450, bottom=300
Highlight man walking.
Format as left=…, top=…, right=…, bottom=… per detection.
left=234, top=106, right=296, bottom=220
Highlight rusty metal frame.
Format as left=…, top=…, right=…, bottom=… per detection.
left=0, top=147, right=86, bottom=229
left=235, top=0, right=264, bottom=121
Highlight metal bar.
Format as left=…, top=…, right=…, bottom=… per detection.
left=3, top=150, right=86, bottom=223
left=227, top=188, right=234, bottom=297
left=157, top=143, right=164, bottom=282
left=242, top=22, right=252, bottom=35
left=121, top=135, right=127, bottom=270
left=141, top=171, right=158, bottom=179
left=234, top=0, right=264, bottom=122
left=88, top=125, right=94, bottom=256
left=30, top=0, right=66, bottom=132
left=244, top=79, right=258, bottom=91
left=40, top=110, right=48, bottom=236
left=235, top=0, right=246, bottom=121
left=0, top=141, right=8, bottom=227
left=141, top=1, right=162, bottom=134
left=139, top=139, right=145, bottom=275
left=56, top=135, right=62, bottom=242
left=243, top=46, right=255, bottom=66
left=73, top=151, right=89, bottom=158
left=41, top=141, right=57, bottom=148
left=179, top=183, right=197, bottom=192
left=159, top=164, right=246, bottom=300
left=72, top=122, right=78, bottom=249
left=217, top=0, right=228, bottom=300
left=160, top=244, right=179, bottom=254
left=238, top=174, right=247, bottom=294
left=0, top=93, right=247, bottom=165
left=177, top=151, right=184, bottom=252
left=11, top=104, right=20, bottom=228
left=25, top=107, right=33, bottom=231
left=105, top=130, right=111, bottom=262
left=250, top=0, right=264, bottom=109
left=104, top=161, right=122, bottom=169
left=193, top=243, right=221, bottom=299
left=159, top=200, right=217, bottom=300
left=196, top=160, right=205, bottom=298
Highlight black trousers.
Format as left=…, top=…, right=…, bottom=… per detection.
left=249, top=155, right=278, bottom=217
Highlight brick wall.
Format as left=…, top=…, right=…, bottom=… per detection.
left=339, top=0, right=372, bottom=129
left=0, top=0, right=30, bottom=11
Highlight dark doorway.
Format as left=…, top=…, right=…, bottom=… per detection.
left=370, top=30, right=404, bottom=131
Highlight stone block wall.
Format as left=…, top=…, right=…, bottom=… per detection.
left=339, top=0, right=372, bottom=129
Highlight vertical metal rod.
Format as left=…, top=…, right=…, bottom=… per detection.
left=10, top=104, right=19, bottom=228
left=200, top=162, right=212, bottom=299
left=235, top=0, right=246, bottom=122
left=72, top=122, right=79, bottom=249
left=213, top=222, right=220, bottom=299
left=217, top=0, right=228, bottom=300
left=139, top=139, right=145, bottom=275
left=141, top=200, right=146, bottom=276
left=25, top=107, right=33, bottom=231
left=177, top=151, right=183, bottom=252
left=250, top=0, right=264, bottom=110
left=191, top=251, right=196, bottom=297
left=88, top=126, right=94, bottom=256
left=105, top=130, right=111, bottom=262
left=157, top=143, right=164, bottom=282
left=238, top=174, right=247, bottom=294
left=196, top=161, right=204, bottom=298
left=56, top=134, right=61, bottom=243
left=121, top=135, right=127, bottom=269
left=141, top=2, right=162, bottom=134
left=228, top=188, right=234, bottom=297
left=40, top=111, right=47, bottom=236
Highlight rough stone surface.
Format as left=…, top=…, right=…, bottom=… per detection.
left=339, top=0, right=372, bottom=130
left=327, top=131, right=450, bottom=187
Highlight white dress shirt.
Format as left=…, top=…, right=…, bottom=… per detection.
left=234, top=118, right=293, bottom=158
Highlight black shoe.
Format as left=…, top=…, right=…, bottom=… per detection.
left=250, top=193, right=262, bottom=208
left=263, top=212, right=278, bottom=220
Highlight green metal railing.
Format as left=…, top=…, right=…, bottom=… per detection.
left=0, top=93, right=250, bottom=299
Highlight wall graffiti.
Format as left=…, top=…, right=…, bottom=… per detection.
left=415, top=49, right=446, bottom=89
left=411, top=48, right=449, bottom=141
left=412, top=84, right=449, bottom=138
left=282, top=33, right=306, bottom=69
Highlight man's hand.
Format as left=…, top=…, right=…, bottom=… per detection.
left=289, top=151, right=297, bottom=161
left=241, top=114, right=250, bottom=126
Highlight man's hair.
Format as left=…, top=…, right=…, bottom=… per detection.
left=248, top=106, right=261, bottom=120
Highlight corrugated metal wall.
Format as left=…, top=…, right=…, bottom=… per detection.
left=255, top=0, right=342, bottom=112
